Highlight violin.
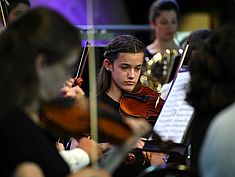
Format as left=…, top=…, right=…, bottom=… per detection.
left=40, top=97, right=133, bottom=145
left=119, top=84, right=164, bottom=165
left=120, top=84, right=165, bottom=126
left=119, top=42, right=190, bottom=126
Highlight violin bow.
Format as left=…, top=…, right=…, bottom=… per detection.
left=165, top=41, right=190, bottom=100
left=72, top=40, right=91, bottom=87
left=0, top=0, right=9, bottom=27
left=74, top=41, right=91, bottom=80
left=86, top=0, right=99, bottom=165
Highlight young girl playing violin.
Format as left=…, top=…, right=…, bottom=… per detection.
left=58, top=44, right=151, bottom=175
left=97, top=34, right=166, bottom=177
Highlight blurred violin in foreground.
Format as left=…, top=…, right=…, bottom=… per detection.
left=40, top=97, right=134, bottom=145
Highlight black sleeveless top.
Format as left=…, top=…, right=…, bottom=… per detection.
left=0, top=108, right=70, bottom=177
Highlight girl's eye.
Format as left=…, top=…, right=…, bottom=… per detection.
left=120, top=65, right=129, bottom=69
left=121, top=67, right=128, bottom=70
left=160, top=21, right=167, bottom=25
left=172, top=20, right=177, bottom=24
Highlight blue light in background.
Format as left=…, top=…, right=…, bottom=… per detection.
left=30, top=0, right=129, bottom=25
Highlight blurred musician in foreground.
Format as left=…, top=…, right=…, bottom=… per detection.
left=140, top=0, right=182, bottom=91
left=185, top=23, right=235, bottom=174
left=0, top=7, right=109, bottom=177
left=3, top=1, right=106, bottom=172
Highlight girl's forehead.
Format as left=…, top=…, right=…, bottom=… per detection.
left=114, top=53, right=144, bottom=64
left=158, top=10, right=178, bottom=19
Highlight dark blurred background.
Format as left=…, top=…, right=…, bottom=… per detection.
left=125, top=0, right=234, bottom=25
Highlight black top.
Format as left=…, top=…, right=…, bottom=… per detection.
left=190, top=112, right=215, bottom=172
left=97, top=92, right=150, bottom=177
left=0, top=108, right=70, bottom=177
left=98, top=92, right=120, bottom=115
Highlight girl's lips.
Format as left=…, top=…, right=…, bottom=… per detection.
left=166, top=32, right=174, bottom=36
left=124, top=81, right=135, bottom=85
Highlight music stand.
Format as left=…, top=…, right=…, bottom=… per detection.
left=142, top=66, right=194, bottom=156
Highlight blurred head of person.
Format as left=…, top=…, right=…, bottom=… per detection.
left=149, top=0, right=180, bottom=42
left=0, top=7, right=81, bottom=114
left=182, top=28, right=214, bottom=65
left=7, top=0, right=30, bottom=24
left=186, top=23, right=235, bottom=115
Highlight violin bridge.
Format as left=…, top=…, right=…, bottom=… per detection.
left=155, top=97, right=160, bottom=108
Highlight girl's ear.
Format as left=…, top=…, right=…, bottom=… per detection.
left=35, top=54, right=46, bottom=76
left=149, top=20, right=156, bottom=29
left=103, top=58, right=112, bottom=71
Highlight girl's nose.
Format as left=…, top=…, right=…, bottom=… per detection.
left=127, top=69, right=135, bottom=79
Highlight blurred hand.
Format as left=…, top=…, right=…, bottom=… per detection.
left=150, top=152, right=168, bottom=166
left=124, top=117, right=151, bottom=135
left=60, top=78, right=85, bottom=100
left=133, top=138, right=145, bottom=149
left=56, top=142, right=65, bottom=151
left=13, top=163, right=111, bottom=177
left=13, top=162, right=44, bottom=177
left=77, top=137, right=102, bottom=163
left=69, top=168, right=110, bottom=177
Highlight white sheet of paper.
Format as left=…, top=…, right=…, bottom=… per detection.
left=153, top=70, right=194, bottom=143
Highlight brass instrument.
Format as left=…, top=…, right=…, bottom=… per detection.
left=140, top=49, right=182, bottom=92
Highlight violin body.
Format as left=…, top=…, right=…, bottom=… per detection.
left=40, top=97, right=133, bottom=145
left=120, top=85, right=164, bottom=126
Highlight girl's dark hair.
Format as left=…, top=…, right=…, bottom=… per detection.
left=149, top=0, right=180, bottom=23
left=0, top=7, right=81, bottom=113
left=97, top=35, right=145, bottom=94
left=186, top=23, right=235, bottom=116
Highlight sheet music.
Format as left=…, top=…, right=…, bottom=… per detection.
left=153, top=69, right=194, bottom=143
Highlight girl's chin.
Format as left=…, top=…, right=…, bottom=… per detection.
left=122, top=85, right=135, bottom=92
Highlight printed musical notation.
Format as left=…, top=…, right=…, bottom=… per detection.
left=153, top=70, right=194, bottom=143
